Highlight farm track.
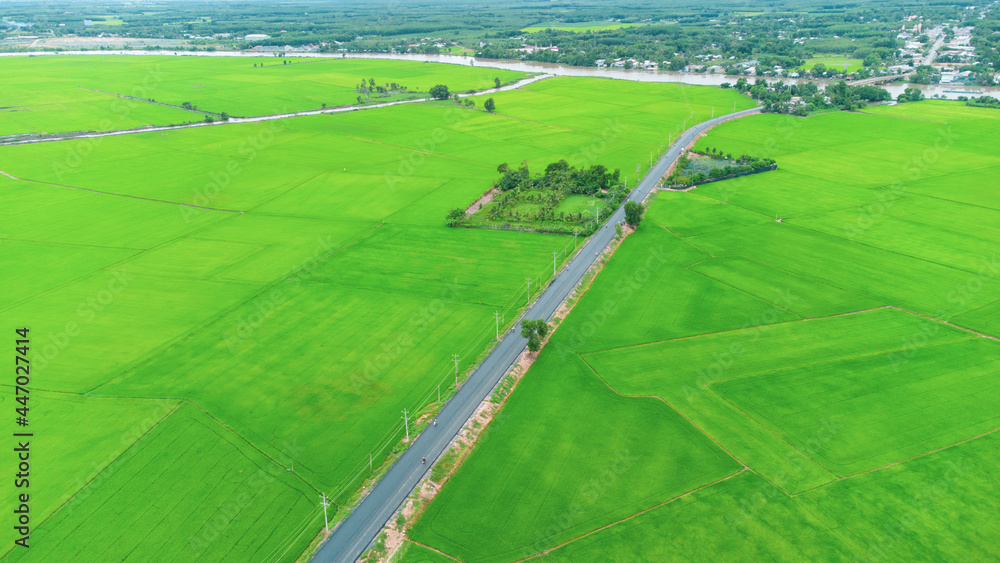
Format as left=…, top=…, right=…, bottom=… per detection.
left=3, top=172, right=246, bottom=213
left=0, top=74, right=555, bottom=147
left=311, top=106, right=762, bottom=563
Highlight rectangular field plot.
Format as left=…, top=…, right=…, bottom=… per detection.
left=560, top=227, right=798, bottom=355
left=583, top=307, right=973, bottom=492
left=409, top=354, right=740, bottom=562
left=0, top=393, right=180, bottom=550
left=690, top=255, right=883, bottom=318
left=797, top=430, right=1000, bottom=562
left=686, top=223, right=1000, bottom=316
left=5, top=405, right=316, bottom=563
left=544, top=472, right=855, bottom=562
left=4, top=270, right=261, bottom=392
left=712, top=337, right=1000, bottom=475
left=645, top=191, right=771, bottom=237
left=97, top=280, right=496, bottom=491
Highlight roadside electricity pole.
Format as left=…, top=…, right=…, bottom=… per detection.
left=495, top=311, right=501, bottom=340
left=452, top=354, right=460, bottom=386
left=320, top=494, right=331, bottom=533
left=552, top=250, right=558, bottom=277
left=402, top=408, right=410, bottom=441
left=526, top=277, right=531, bottom=305
left=573, top=229, right=580, bottom=249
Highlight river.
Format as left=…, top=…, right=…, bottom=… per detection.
left=3, top=48, right=997, bottom=100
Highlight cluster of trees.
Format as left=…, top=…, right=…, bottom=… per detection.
left=357, top=77, right=409, bottom=96
left=666, top=150, right=776, bottom=187
left=726, top=77, right=896, bottom=114
left=497, top=160, right=621, bottom=195
left=897, top=87, right=925, bottom=104
left=448, top=160, right=627, bottom=232
left=965, top=95, right=1000, bottom=109
left=520, top=319, right=549, bottom=352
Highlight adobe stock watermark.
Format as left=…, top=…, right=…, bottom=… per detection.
left=887, top=253, right=999, bottom=372
left=712, top=113, right=803, bottom=203
left=223, top=235, right=339, bottom=353
left=568, top=117, right=628, bottom=170
left=725, top=415, right=841, bottom=531
left=32, top=268, right=135, bottom=374
left=520, top=449, right=634, bottom=558
left=553, top=245, right=671, bottom=360
left=60, top=397, right=177, bottom=514
left=181, top=120, right=286, bottom=222
left=384, top=106, right=475, bottom=192
left=844, top=125, right=958, bottom=241
left=859, top=457, right=966, bottom=561
left=52, top=64, right=168, bottom=182
left=681, top=290, right=798, bottom=404
left=188, top=439, right=306, bottom=556
left=349, top=280, right=463, bottom=395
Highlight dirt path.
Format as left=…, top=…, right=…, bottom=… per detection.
left=0, top=74, right=553, bottom=147
left=464, top=187, right=497, bottom=215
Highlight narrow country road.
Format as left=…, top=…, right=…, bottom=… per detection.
left=0, top=74, right=553, bottom=147
left=311, top=105, right=762, bottom=563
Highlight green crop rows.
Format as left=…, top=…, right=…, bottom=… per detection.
left=0, top=65, right=755, bottom=560
left=407, top=102, right=1000, bottom=561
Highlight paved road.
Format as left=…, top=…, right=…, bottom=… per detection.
left=311, top=105, right=762, bottom=563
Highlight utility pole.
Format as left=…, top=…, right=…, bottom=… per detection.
left=495, top=311, right=501, bottom=340
left=573, top=229, right=580, bottom=249
left=712, top=106, right=715, bottom=118
left=552, top=250, right=558, bottom=277
left=452, top=354, right=460, bottom=386
left=402, top=408, right=410, bottom=441
left=526, top=277, right=531, bottom=305
left=320, top=494, right=331, bottom=533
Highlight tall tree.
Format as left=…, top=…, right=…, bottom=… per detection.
left=429, top=84, right=450, bottom=100
left=624, top=200, right=644, bottom=227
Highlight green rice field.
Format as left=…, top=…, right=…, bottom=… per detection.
left=521, top=21, right=641, bottom=33
left=804, top=56, right=864, bottom=72
left=406, top=101, right=1000, bottom=560
left=0, top=66, right=755, bottom=560
left=0, top=55, right=528, bottom=135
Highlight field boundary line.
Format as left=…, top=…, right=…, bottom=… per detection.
left=245, top=170, right=327, bottom=212
left=0, top=400, right=185, bottom=560
left=704, top=333, right=975, bottom=386
left=577, top=306, right=889, bottom=356
left=888, top=305, right=1000, bottom=342
left=580, top=355, right=749, bottom=469
left=684, top=261, right=801, bottom=318
left=654, top=222, right=714, bottom=255
left=344, top=135, right=495, bottom=168
left=14, top=175, right=247, bottom=214
left=185, top=400, right=322, bottom=493
left=702, top=384, right=837, bottom=480
left=85, top=219, right=386, bottom=395
left=514, top=468, right=747, bottom=562
left=407, top=540, right=465, bottom=562
left=789, top=220, right=992, bottom=278
left=791, top=426, right=1000, bottom=497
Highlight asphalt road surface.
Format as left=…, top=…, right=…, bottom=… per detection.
left=312, top=105, right=762, bottom=563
